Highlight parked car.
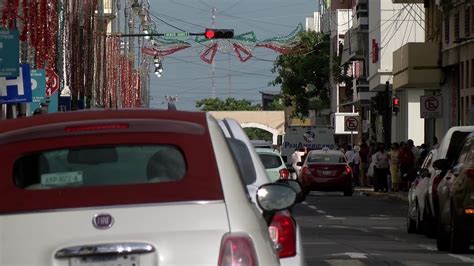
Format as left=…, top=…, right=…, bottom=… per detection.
left=256, top=147, right=292, bottom=182
left=298, top=148, right=353, bottom=196
left=218, top=118, right=305, bottom=266
left=0, top=109, right=299, bottom=265
left=435, top=132, right=474, bottom=253
left=407, top=149, right=438, bottom=234
left=425, top=126, right=474, bottom=238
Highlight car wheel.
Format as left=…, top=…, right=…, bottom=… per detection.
left=407, top=207, right=416, bottom=233
left=436, top=216, right=450, bottom=251
left=415, top=201, right=425, bottom=234
left=450, top=214, right=470, bottom=254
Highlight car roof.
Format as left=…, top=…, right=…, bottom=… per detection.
left=255, top=147, right=281, bottom=155
left=308, top=149, right=344, bottom=156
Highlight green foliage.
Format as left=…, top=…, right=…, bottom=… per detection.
left=195, top=97, right=261, bottom=111
left=244, top=128, right=273, bottom=141
left=270, top=31, right=331, bottom=117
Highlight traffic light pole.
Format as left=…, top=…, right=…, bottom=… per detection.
left=384, top=81, right=391, bottom=146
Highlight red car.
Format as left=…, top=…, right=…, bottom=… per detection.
left=298, top=149, right=353, bottom=196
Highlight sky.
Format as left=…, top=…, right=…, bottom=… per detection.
left=148, top=0, right=320, bottom=111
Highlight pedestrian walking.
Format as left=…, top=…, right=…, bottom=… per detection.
left=359, top=139, right=369, bottom=187
left=388, top=143, right=401, bottom=192
left=372, top=143, right=389, bottom=192
left=399, top=141, right=415, bottom=192
left=352, top=145, right=361, bottom=187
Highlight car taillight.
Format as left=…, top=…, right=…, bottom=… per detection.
left=279, top=168, right=290, bottom=179
left=302, top=166, right=312, bottom=176
left=465, top=168, right=474, bottom=179
left=65, top=123, right=129, bottom=132
left=269, top=212, right=296, bottom=258
left=218, top=234, right=258, bottom=266
left=345, top=166, right=351, bottom=175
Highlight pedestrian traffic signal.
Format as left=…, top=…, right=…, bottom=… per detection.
left=392, top=97, right=400, bottom=114
left=204, top=28, right=234, bottom=39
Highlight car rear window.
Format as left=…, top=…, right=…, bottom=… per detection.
left=307, top=154, right=346, bottom=163
left=0, top=130, right=224, bottom=214
left=259, top=154, right=283, bottom=169
left=14, top=145, right=186, bottom=189
left=446, top=131, right=471, bottom=165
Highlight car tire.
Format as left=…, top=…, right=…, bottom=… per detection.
left=450, top=214, right=470, bottom=254
left=407, top=208, right=416, bottom=234
left=436, top=216, right=450, bottom=251
left=415, top=201, right=424, bottom=234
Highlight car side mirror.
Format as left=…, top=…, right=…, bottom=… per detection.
left=276, top=179, right=305, bottom=203
left=433, top=159, right=450, bottom=171
left=296, top=162, right=303, bottom=166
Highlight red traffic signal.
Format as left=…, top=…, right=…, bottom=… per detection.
left=204, top=29, right=234, bottom=39
left=392, top=97, right=400, bottom=113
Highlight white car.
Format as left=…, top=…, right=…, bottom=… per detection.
left=0, top=109, right=298, bottom=265
left=218, top=118, right=306, bottom=266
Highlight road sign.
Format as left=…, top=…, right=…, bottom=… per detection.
left=420, top=96, right=442, bottom=118
left=46, top=69, right=59, bottom=97
left=29, top=69, right=46, bottom=115
left=0, top=64, right=32, bottom=104
left=163, top=32, right=189, bottom=38
left=0, top=29, right=20, bottom=77
left=344, top=116, right=359, bottom=132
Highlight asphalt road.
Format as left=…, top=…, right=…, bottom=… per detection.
left=292, top=189, right=474, bottom=266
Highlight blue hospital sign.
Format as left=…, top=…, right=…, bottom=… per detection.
left=0, top=64, right=32, bottom=104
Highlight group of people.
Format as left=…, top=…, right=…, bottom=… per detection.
left=341, top=139, right=430, bottom=192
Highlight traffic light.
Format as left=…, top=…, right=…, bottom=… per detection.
left=204, top=28, right=234, bottom=39
left=392, top=97, right=400, bottom=114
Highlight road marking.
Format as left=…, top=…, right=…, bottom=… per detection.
left=417, top=244, right=437, bottom=251
left=329, top=225, right=349, bottom=229
left=371, top=226, right=397, bottom=230
left=303, top=241, right=337, bottom=245
left=325, top=259, right=365, bottom=266
left=302, top=201, right=308, bottom=205
left=330, top=252, right=368, bottom=259
left=369, top=217, right=390, bottom=220
left=448, top=254, right=474, bottom=263
left=326, top=215, right=334, bottom=218
left=308, top=205, right=318, bottom=210
left=356, top=228, right=371, bottom=233
left=317, top=210, right=326, bottom=214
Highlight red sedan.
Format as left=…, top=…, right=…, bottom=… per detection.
left=297, top=149, right=354, bottom=196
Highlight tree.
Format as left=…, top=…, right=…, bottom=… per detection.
left=195, top=97, right=261, bottom=111
left=270, top=31, right=331, bottom=117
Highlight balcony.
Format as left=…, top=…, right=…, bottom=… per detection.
left=392, top=42, right=442, bottom=90
left=340, top=28, right=368, bottom=64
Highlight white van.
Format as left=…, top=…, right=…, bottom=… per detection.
left=280, top=126, right=336, bottom=164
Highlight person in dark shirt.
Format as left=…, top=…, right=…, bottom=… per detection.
left=359, top=139, right=370, bottom=187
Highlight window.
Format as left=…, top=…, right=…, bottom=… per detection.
left=472, top=59, right=474, bottom=88
left=307, top=154, right=346, bottom=163
left=461, top=97, right=465, bottom=124
left=466, top=7, right=471, bottom=37
left=259, top=154, right=283, bottom=169
left=467, top=60, right=470, bottom=89
left=14, top=145, right=187, bottom=189
left=455, top=12, right=460, bottom=41
left=461, top=61, right=464, bottom=90
left=445, top=15, right=450, bottom=43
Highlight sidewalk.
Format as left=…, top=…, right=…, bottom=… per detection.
left=356, top=187, right=408, bottom=203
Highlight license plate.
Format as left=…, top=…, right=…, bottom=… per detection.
left=70, top=255, right=139, bottom=266
left=323, top=170, right=331, bottom=176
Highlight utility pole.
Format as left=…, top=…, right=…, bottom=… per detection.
left=211, top=7, right=217, bottom=98
left=384, top=81, right=391, bottom=145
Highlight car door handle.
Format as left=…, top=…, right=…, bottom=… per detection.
left=55, top=242, right=155, bottom=258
